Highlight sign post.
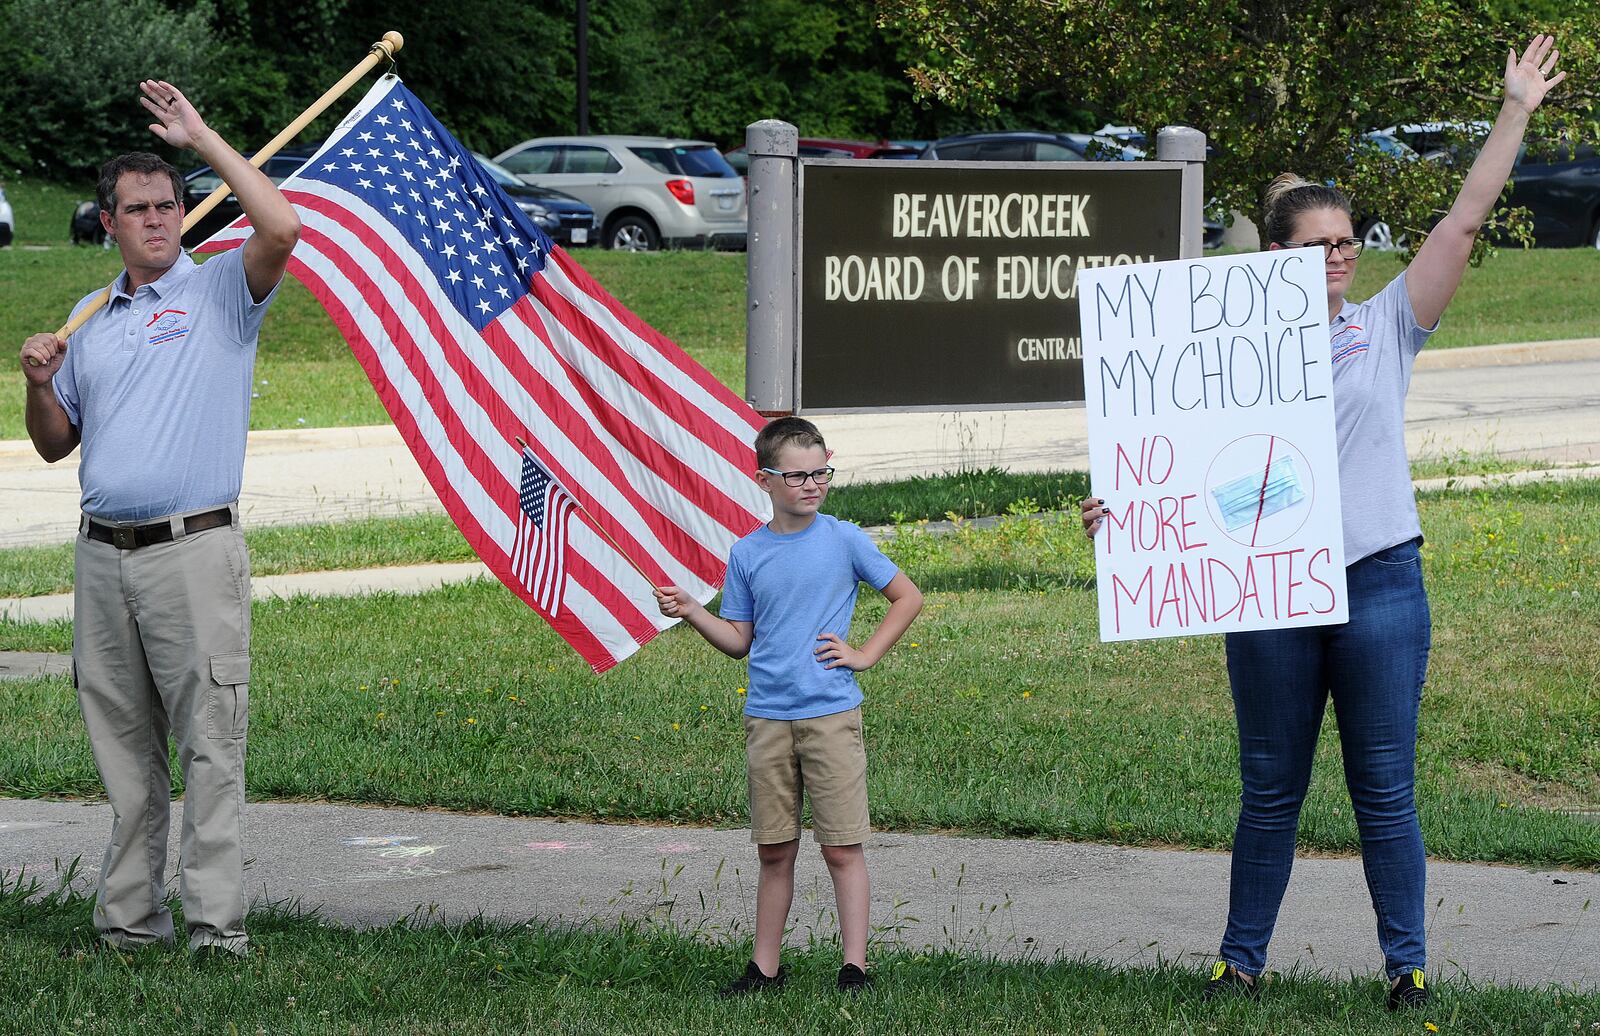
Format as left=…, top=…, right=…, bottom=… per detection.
left=1078, top=249, right=1349, bottom=642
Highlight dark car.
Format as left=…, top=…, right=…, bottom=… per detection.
left=70, top=200, right=107, bottom=246
left=1507, top=140, right=1600, bottom=248
left=919, top=130, right=1142, bottom=162
left=723, top=137, right=920, bottom=175
left=71, top=150, right=318, bottom=249
left=178, top=151, right=318, bottom=247
left=471, top=152, right=597, bottom=247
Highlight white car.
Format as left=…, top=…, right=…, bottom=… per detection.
left=0, top=183, right=13, bottom=247
left=492, top=135, right=746, bottom=252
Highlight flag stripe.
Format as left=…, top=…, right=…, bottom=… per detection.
left=486, top=308, right=732, bottom=586
left=549, top=248, right=764, bottom=431
left=277, top=237, right=655, bottom=657
left=525, top=271, right=760, bottom=476
left=275, top=250, right=631, bottom=666
left=517, top=283, right=764, bottom=526
left=504, top=299, right=759, bottom=538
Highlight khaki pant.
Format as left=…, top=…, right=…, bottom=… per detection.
left=73, top=509, right=251, bottom=953
left=744, top=707, right=871, bottom=845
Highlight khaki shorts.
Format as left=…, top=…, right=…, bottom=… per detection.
left=744, top=706, right=870, bottom=846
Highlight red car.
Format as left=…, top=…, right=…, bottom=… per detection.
left=723, top=137, right=919, bottom=176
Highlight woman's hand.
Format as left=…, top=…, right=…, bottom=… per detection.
left=1504, top=34, right=1566, bottom=117
left=1080, top=496, right=1110, bottom=540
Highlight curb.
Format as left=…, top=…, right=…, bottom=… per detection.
left=1412, top=337, right=1600, bottom=370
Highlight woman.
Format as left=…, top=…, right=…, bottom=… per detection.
left=1082, top=36, right=1566, bottom=1009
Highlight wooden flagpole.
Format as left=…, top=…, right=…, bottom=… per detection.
left=515, top=436, right=662, bottom=592
left=49, top=31, right=406, bottom=344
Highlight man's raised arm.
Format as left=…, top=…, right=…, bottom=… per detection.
left=139, top=79, right=300, bottom=302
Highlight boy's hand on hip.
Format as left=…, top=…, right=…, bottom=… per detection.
left=815, top=633, right=871, bottom=671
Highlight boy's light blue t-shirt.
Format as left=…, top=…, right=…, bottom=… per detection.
left=720, top=513, right=899, bottom=721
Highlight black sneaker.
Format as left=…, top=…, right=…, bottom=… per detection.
left=836, top=963, right=873, bottom=993
left=1201, top=961, right=1260, bottom=1000
left=718, top=960, right=786, bottom=998
left=1387, top=968, right=1429, bottom=1010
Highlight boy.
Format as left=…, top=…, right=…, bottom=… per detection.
left=655, top=417, right=922, bottom=995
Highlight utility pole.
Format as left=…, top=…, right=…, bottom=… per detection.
left=576, top=0, right=590, bottom=135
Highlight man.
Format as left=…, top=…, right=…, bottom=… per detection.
left=19, top=79, right=299, bottom=958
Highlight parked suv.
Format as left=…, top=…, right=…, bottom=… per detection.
left=177, top=151, right=317, bottom=247
left=492, top=135, right=746, bottom=251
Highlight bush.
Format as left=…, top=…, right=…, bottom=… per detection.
left=0, top=0, right=218, bottom=179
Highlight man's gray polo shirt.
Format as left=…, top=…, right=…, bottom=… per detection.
left=1330, top=270, right=1436, bottom=564
left=53, top=249, right=279, bottom=522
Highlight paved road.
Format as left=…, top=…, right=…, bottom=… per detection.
left=2, top=342, right=1596, bottom=548
left=2, top=798, right=1593, bottom=989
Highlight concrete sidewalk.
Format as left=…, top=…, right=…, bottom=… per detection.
left=3, top=339, right=1598, bottom=548
left=2, top=797, right=1593, bottom=989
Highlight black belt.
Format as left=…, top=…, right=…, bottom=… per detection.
left=84, top=507, right=233, bottom=550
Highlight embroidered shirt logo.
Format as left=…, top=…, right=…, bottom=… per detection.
left=1330, top=323, right=1368, bottom=364
left=146, top=308, right=190, bottom=346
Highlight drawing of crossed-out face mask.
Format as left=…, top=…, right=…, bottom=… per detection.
left=1212, top=457, right=1306, bottom=531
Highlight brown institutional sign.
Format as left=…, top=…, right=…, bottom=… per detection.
left=797, top=160, right=1185, bottom=411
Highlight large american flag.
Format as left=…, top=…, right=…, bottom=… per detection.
left=512, top=445, right=578, bottom=616
left=197, top=76, right=770, bottom=671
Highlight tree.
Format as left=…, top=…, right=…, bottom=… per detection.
left=879, top=0, right=1599, bottom=251
left=0, top=0, right=219, bottom=178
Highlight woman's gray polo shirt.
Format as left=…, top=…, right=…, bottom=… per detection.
left=52, top=249, right=279, bottom=522
left=1330, top=270, right=1436, bottom=564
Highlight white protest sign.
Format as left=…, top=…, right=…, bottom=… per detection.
left=1077, top=248, right=1348, bottom=642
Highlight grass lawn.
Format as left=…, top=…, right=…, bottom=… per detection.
left=2, top=171, right=1596, bottom=442
left=0, top=462, right=1575, bottom=597
left=1345, top=248, right=1600, bottom=347
left=5, top=883, right=1594, bottom=1036
left=1, top=480, right=1595, bottom=869
left=2, top=176, right=97, bottom=248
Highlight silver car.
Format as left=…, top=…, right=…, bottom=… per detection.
left=492, top=135, right=746, bottom=251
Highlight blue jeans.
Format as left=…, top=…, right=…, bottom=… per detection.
left=1218, top=538, right=1431, bottom=979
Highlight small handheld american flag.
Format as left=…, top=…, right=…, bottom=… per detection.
left=511, top=446, right=579, bottom=616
